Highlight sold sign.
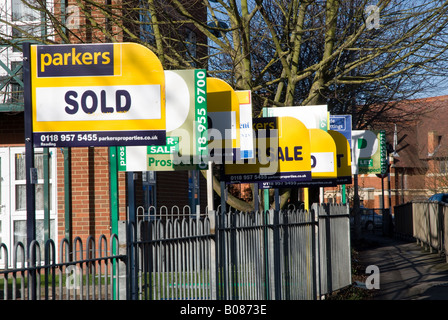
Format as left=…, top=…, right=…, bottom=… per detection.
left=31, top=43, right=166, bottom=147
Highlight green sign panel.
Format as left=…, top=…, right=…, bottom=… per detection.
left=352, top=130, right=387, bottom=174
left=118, top=69, right=208, bottom=171
left=148, top=137, right=179, bottom=154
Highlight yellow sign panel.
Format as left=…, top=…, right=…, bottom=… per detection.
left=235, top=90, right=250, bottom=104
left=206, top=77, right=240, bottom=152
left=31, top=43, right=166, bottom=147
left=309, top=129, right=337, bottom=179
left=328, top=130, right=352, bottom=184
left=224, top=116, right=312, bottom=184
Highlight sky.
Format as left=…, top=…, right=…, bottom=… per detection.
left=418, top=81, right=448, bottom=99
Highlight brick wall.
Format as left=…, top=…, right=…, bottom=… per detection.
left=57, top=147, right=127, bottom=245
left=54, top=0, right=123, bottom=43
left=1, top=1, right=209, bottom=248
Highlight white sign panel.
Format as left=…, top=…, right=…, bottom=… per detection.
left=236, top=90, right=254, bottom=159
left=36, top=85, right=161, bottom=122
left=311, top=152, right=335, bottom=173
left=263, top=105, right=328, bottom=131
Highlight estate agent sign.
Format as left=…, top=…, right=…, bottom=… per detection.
left=118, top=69, right=208, bottom=171
left=224, top=116, right=312, bottom=185
left=30, top=43, right=166, bottom=147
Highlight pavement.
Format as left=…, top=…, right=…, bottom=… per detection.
left=358, top=232, right=448, bottom=300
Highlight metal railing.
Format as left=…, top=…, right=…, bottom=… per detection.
left=316, top=203, right=351, bottom=295
left=129, top=216, right=214, bottom=300
left=0, top=203, right=352, bottom=300
left=0, top=235, right=125, bottom=300
left=394, top=200, right=446, bottom=256
left=128, top=203, right=351, bottom=300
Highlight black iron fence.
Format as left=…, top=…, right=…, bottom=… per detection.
left=128, top=203, right=351, bottom=300
left=0, top=235, right=125, bottom=300
left=0, top=203, right=352, bottom=300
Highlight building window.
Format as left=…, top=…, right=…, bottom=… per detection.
left=8, top=61, right=22, bottom=102
left=11, top=17, right=41, bottom=51
left=139, top=2, right=154, bottom=43
left=11, top=0, right=42, bottom=45
left=13, top=219, right=55, bottom=262
left=0, top=147, right=57, bottom=267
left=14, top=152, right=52, bottom=211
left=11, top=0, right=40, bottom=22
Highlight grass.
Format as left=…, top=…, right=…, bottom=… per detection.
left=0, top=270, right=115, bottom=300
left=138, top=270, right=212, bottom=300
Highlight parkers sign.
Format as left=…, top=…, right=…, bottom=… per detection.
left=31, top=43, right=166, bottom=147
left=37, top=44, right=113, bottom=77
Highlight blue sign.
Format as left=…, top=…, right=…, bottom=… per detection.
left=330, top=115, right=352, bottom=147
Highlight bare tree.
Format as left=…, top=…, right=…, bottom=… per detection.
left=2, top=0, right=448, bottom=211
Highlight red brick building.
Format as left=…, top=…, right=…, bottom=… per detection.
left=0, top=0, right=208, bottom=266
left=325, top=95, right=448, bottom=213
left=3, top=1, right=447, bottom=261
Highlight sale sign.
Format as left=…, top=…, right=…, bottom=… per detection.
left=223, top=116, right=312, bottom=185
left=263, top=105, right=328, bottom=131
left=328, top=130, right=352, bottom=184
left=236, top=90, right=254, bottom=160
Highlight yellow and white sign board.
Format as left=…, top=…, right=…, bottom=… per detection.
left=328, top=130, right=352, bottom=184
left=224, top=116, right=312, bottom=185
left=207, top=77, right=240, bottom=161
left=260, top=128, right=338, bottom=188
left=31, top=43, right=166, bottom=147
left=263, top=105, right=328, bottom=131
left=309, top=129, right=337, bottom=179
